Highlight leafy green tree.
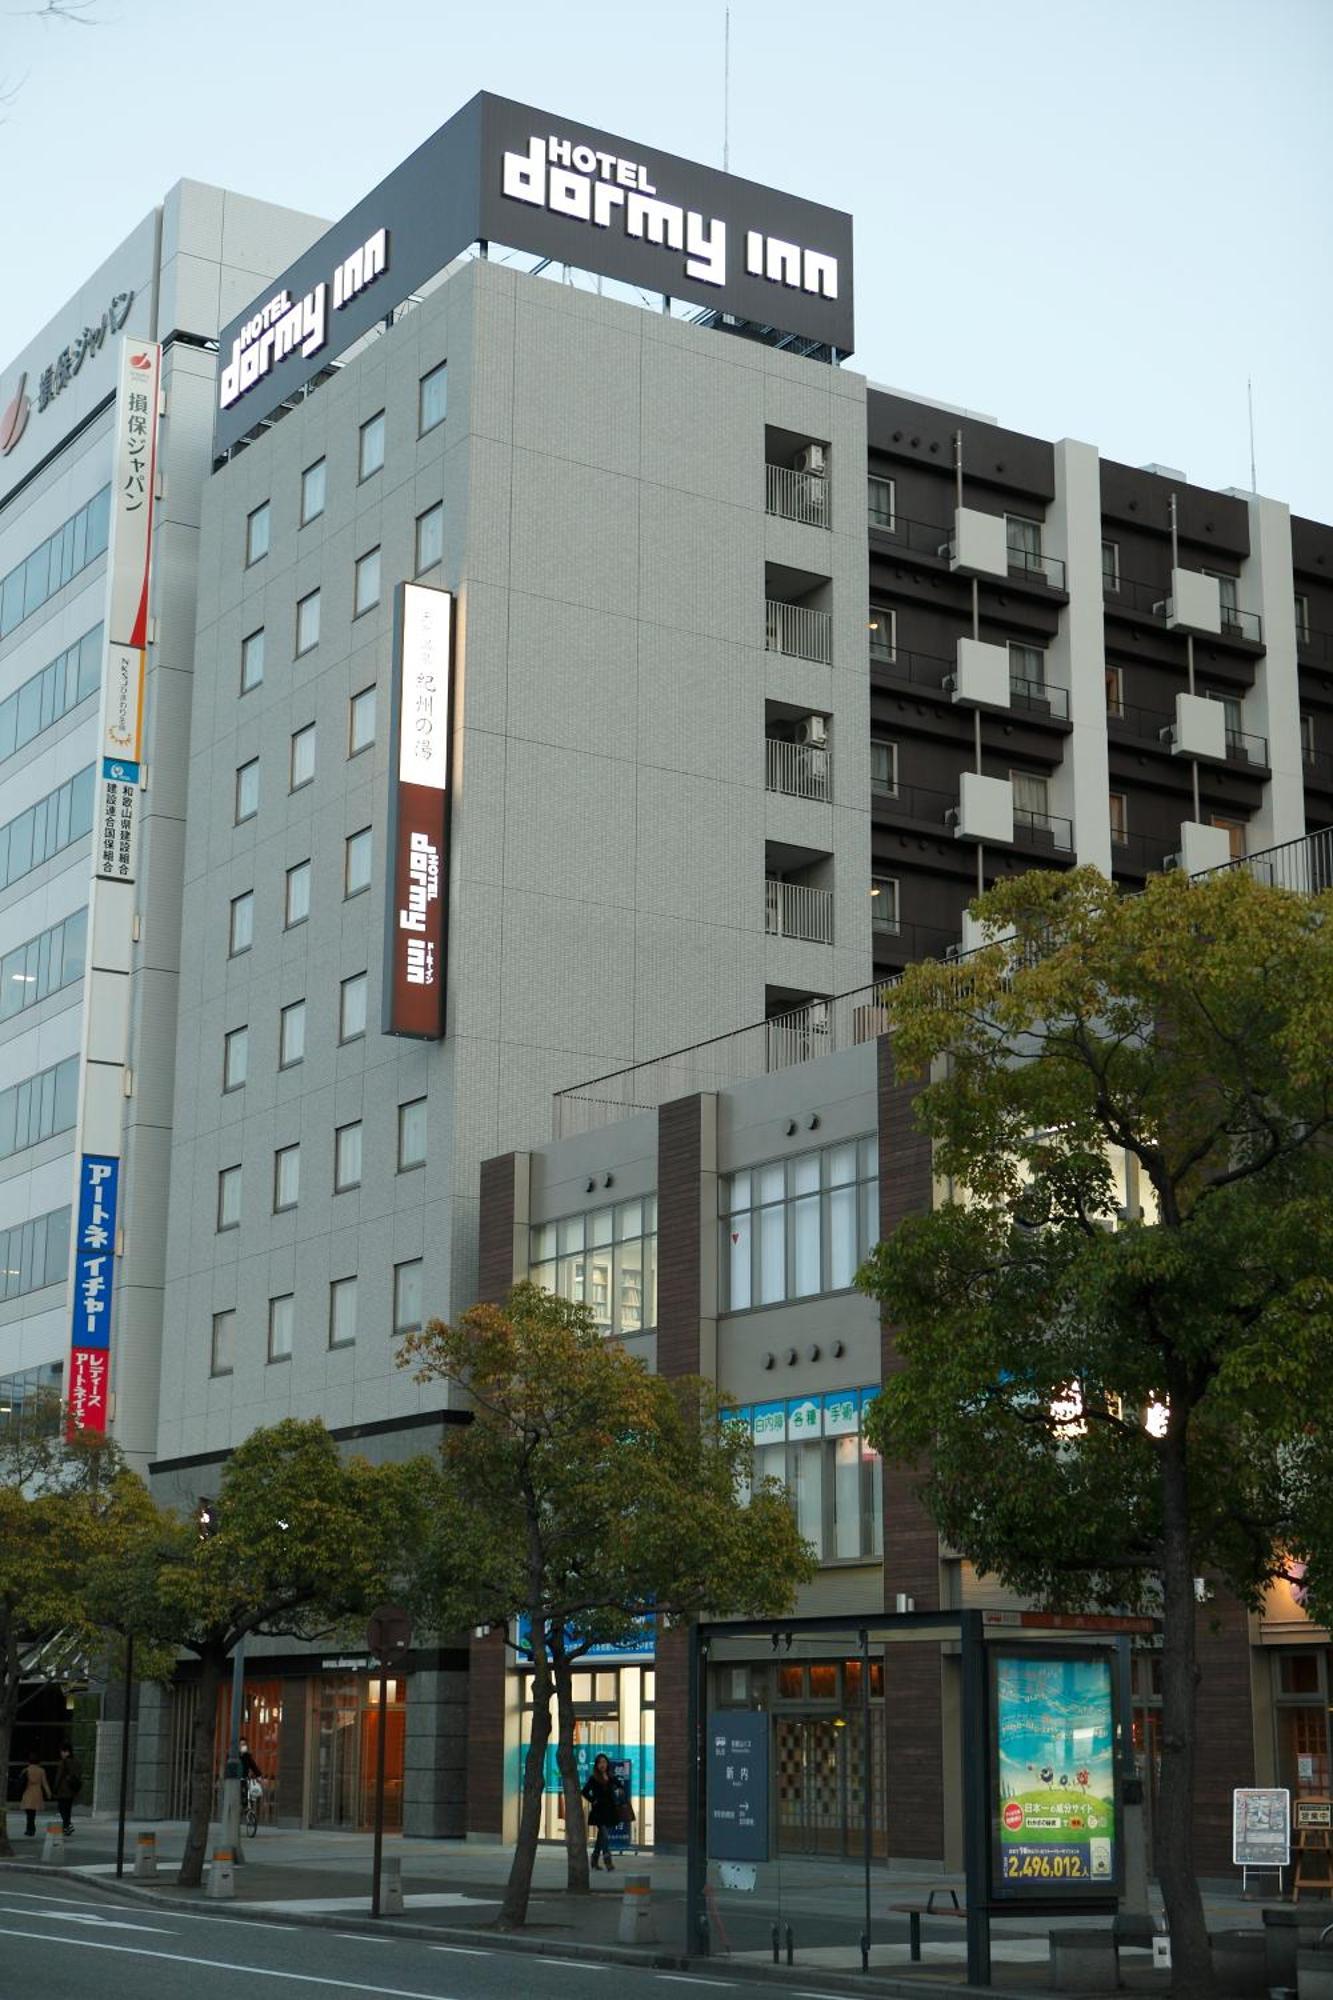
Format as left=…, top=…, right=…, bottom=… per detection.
left=138, top=1419, right=434, bottom=1887
left=399, top=1283, right=815, bottom=1927
left=857, top=863, right=1333, bottom=1996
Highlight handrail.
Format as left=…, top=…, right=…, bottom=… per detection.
left=765, top=878, right=834, bottom=945
left=765, top=598, right=832, bottom=665
left=765, top=737, right=831, bottom=802
left=1007, top=548, right=1067, bottom=591
left=766, top=463, right=831, bottom=529
left=1010, top=676, right=1070, bottom=722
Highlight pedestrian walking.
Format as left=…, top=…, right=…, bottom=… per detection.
left=19, top=1758, right=50, bottom=1837
left=581, top=1753, right=630, bottom=1873
left=53, top=1743, right=82, bottom=1834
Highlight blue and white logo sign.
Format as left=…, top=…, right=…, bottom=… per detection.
left=71, top=1153, right=119, bottom=1350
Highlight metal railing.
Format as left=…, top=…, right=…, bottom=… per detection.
left=1205, top=824, right=1333, bottom=894
left=1108, top=696, right=1175, bottom=746
left=873, top=780, right=957, bottom=828
left=1109, top=828, right=1175, bottom=877
left=1010, top=676, right=1071, bottom=722
left=1013, top=807, right=1075, bottom=852
left=1221, top=725, right=1269, bottom=768
left=1106, top=573, right=1171, bottom=618
left=765, top=598, right=832, bottom=664
left=766, top=463, right=831, bottom=529
left=1297, top=626, right=1333, bottom=667
left=765, top=878, right=834, bottom=944
left=1218, top=605, right=1263, bottom=644
left=765, top=737, right=831, bottom=801
left=869, top=645, right=953, bottom=694
left=1008, top=548, right=1068, bottom=591
left=1304, top=744, right=1333, bottom=790
left=868, top=512, right=953, bottom=560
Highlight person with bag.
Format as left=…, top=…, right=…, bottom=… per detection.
left=581, top=1753, right=631, bottom=1872
left=19, top=1758, right=50, bottom=1837
left=53, top=1743, right=82, bottom=1834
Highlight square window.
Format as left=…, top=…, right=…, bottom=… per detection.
left=217, top=1164, right=242, bottom=1231
left=279, top=999, right=306, bottom=1069
left=234, top=757, right=259, bottom=824
left=344, top=826, right=372, bottom=897
left=211, top=1308, right=235, bottom=1376
left=349, top=686, right=376, bottom=755
left=296, top=589, right=321, bottom=656
left=268, top=1293, right=294, bottom=1362
left=339, top=971, right=367, bottom=1042
left=290, top=722, right=316, bottom=791
left=335, top=1120, right=363, bottom=1193
left=245, top=502, right=270, bottom=566
left=871, top=876, right=899, bottom=932
left=223, top=1026, right=248, bottom=1092
left=393, top=1258, right=423, bottom=1334
left=354, top=546, right=381, bottom=618
left=868, top=606, right=895, bottom=663
left=870, top=740, right=897, bottom=795
left=284, top=860, right=311, bottom=928
left=329, top=1275, right=357, bottom=1347
left=419, top=362, right=447, bottom=435
left=240, top=628, right=265, bottom=694
left=867, top=474, right=895, bottom=530
left=358, top=411, right=385, bottom=482
left=228, top=891, right=254, bottom=956
left=398, top=1096, right=426, bottom=1170
left=274, top=1143, right=300, bottom=1212
left=415, top=503, right=444, bottom=576
left=301, top=458, right=326, bottom=527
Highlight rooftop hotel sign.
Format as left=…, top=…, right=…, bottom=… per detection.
left=213, top=92, right=853, bottom=454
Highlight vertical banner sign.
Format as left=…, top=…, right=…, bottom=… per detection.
left=707, top=1713, right=770, bottom=1862
left=383, top=582, right=453, bottom=1039
left=66, top=338, right=161, bottom=1432
left=991, top=1651, right=1119, bottom=1898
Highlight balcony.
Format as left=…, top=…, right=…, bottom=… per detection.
left=1304, top=745, right=1333, bottom=792
left=765, top=599, right=832, bottom=665
left=766, top=463, right=830, bottom=530
left=1013, top=807, right=1074, bottom=853
left=869, top=643, right=953, bottom=696
left=765, top=878, right=834, bottom=945
left=1010, top=674, right=1071, bottom=722
left=1007, top=547, right=1068, bottom=592
left=1110, top=828, right=1175, bottom=879
left=873, top=779, right=956, bottom=830
left=765, top=737, right=831, bottom=802
left=868, top=512, right=953, bottom=561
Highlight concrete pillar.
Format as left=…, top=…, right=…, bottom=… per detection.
left=1049, top=439, right=1112, bottom=875
left=403, top=1660, right=470, bottom=1838
left=1232, top=491, right=1305, bottom=854
left=131, top=1680, right=173, bottom=1819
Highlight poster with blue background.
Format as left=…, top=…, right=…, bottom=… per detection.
left=992, top=1652, right=1118, bottom=1895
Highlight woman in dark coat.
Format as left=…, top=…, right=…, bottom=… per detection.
left=580, top=1753, right=628, bottom=1872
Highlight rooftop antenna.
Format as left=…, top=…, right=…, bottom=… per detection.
left=1247, top=375, right=1258, bottom=494
left=723, top=6, right=731, bottom=171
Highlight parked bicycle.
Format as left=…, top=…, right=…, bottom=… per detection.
left=243, top=1775, right=264, bottom=1838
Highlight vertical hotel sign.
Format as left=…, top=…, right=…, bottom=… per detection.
left=382, top=582, right=453, bottom=1038
left=67, top=338, right=160, bottom=1432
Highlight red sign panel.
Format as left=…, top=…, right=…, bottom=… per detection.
left=69, top=1346, right=110, bottom=1433
left=383, top=583, right=453, bottom=1039
left=387, top=782, right=447, bottom=1037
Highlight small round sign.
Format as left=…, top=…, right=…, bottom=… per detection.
left=1003, top=1802, right=1024, bottom=1831
left=367, top=1604, right=412, bottom=1662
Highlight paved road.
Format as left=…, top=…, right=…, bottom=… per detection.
left=0, top=1883, right=791, bottom=2000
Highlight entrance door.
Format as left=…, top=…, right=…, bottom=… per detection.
left=310, top=1674, right=406, bottom=1830
left=776, top=1716, right=842, bottom=1855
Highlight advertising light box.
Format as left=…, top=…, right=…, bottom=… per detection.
left=990, top=1650, right=1120, bottom=1900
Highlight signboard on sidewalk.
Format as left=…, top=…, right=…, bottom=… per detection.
left=707, top=1712, right=769, bottom=1863
left=1233, top=1788, right=1290, bottom=1868
left=990, top=1650, right=1120, bottom=1899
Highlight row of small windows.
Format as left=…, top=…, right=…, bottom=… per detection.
left=227, top=833, right=371, bottom=954
left=1, top=906, right=87, bottom=1022
left=217, top=1100, right=424, bottom=1228
left=0, top=765, right=94, bottom=895
left=0, top=1054, right=79, bottom=1164
left=243, top=363, right=447, bottom=568
left=0, top=624, right=101, bottom=766
left=0, top=487, right=110, bottom=641
left=0, top=1203, right=70, bottom=1304
left=242, top=503, right=442, bottom=685
left=210, top=1258, right=425, bottom=1374
left=528, top=1197, right=658, bottom=1337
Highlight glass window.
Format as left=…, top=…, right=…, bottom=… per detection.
left=740, top=1390, right=883, bottom=1563
left=268, top=1293, right=294, bottom=1362
left=870, top=740, right=897, bottom=795
left=1109, top=792, right=1128, bottom=844
left=1102, top=540, right=1120, bottom=592
left=217, top=1165, right=242, bottom=1231
left=339, top=972, right=368, bottom=1042
left=720, top=1141, right=879, bottom=1311
left=871, top=876, right=899, bottom=933
left=245, top=502, right=270, bottom=565
left=290, top=723, right=316, bottom=791
left=1006, top=514, right=1042, bottom=572
left=1009, top=643, right=1047, bottom=695
left=868, top=605, right=895, bottom=663
left=335, top=1121, right=363, bottom=1192
left=354, top=546, right=381, bottom=617
left=296, top=589, right=321, bottom=655
left=1301, top=713, right=1317, bottom=764
left=1295, top=595, right=1310, bottom=645
left=1210, top=814, right=1246, bottom=861
left=211, top=1309, right=235, bottom=1377
left=0, top=1206, right=70, bottom=1304
left=419, top=362, right=448, bottom=435
left=0, top=906, right=86, bottom=1023
left=0, top=766, right=95, bottom=892
left=279, top=1000, right=306, bottom=1068
left=529, top=1194, right=658, bottom=1335
left=398, top=1097, right=426, bottom=1170
left=274, top=1143, right=300, bottom=1212
left=1011, top=769, right=1049, bottom=820
left=867, top=474, right=895, bottom=530
left=344, top=826, right=372, bottom=897
left=394, top=1258, right=423, bottom=1334
left=301, top=458, right=326, bottom=526
left=415, top=503, right=444, bottom=575
left=0, top=624, right=103, bottom=766
left=240, top=628, right=265, bottom=694
left=349, top=686, right=376, bottom=755
left=358, top=411, right=385, bottom=481
left=229, top=891, right=254, bottom=956
left=284, top=860, right=311, bottom=928
left=1105, top=664, right=1124, bottom=715
left=0, top=490, right=110, bottom=644
left=329, top=1275, right=357, bottom=1347
left=223, top=1026, right=248, bottom=1091
left=234, top=758, right=259, bottom=824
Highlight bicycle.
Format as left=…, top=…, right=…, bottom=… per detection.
left=242, top=1776, right=264, bottom=1838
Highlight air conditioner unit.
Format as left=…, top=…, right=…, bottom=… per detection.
left=1163, top=851, right=1181, bottom=871
left=944, top=807, right=960, bottom=830
left=944, top=942, right=963, bottom=960
left=796, top=714, right=828, bottom=747
left=942, top=674, right=957, bottom=695
left=795, top=443, right=826, bottom=477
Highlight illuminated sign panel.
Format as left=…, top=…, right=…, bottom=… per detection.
left=383, top=584, right=453, bottom=1040
left=214, top=93, right=853, bottom=454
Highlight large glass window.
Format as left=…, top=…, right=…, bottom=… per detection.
left=0, top=1205, right=70, bottom=1304
left=721, top=1138, right=878, bottom=1311
left=1006, top=513, right=1043, bottom=574
left=529, top=1196, right=658, bottom=1336
left=0, top=765, right=94, bottom=894
left=735, top=1388, right=883, bottom=1563
left=0, top=624, right=101, bottom=765
left=0, top=1054, right=79, bottom=1162
left=0, top=906, right=86, bottom=1022
left=0, top=487, right=110, bottom=642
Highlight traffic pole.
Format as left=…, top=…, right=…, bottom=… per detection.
left=371, top=1658, right=389, bottom=1917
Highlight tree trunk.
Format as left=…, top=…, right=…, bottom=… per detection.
left=177, top=1645, right=225, bottom=1888
left=1155, top=1436, right=1214, bottom=1998
left=500, top=1646, right=552, bottom=1928
left=552, top=1650, right=591, bottom=1893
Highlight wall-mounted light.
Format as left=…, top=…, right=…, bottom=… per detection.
left=807, top=1114, right=820, bottom=1131
left=763, top=1352, right=775, bottom=1370
left=784, top=1347, right=797, bottom=1366
left=603, top=1173, right=614, bottom=1188
left=784, top=1119, right=797, bottom=1136
left=807, top=1344, right=821, bottom=1362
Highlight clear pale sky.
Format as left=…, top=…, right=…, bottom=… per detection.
left=2, top=0, right=1329, bottom=518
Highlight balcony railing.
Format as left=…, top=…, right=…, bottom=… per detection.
left=868, top=512, right=953, bottom=560
left=1304, top=745, right=1333, bottom=791
left=1013, top=807, right=1074, bottom=852
left=869, top=645, right=953, bottom=694
left=1220, top=725, right=1269, bottom=769
left=1109, top=828, right=1175, bottom=877
left=765, top=878, right=834, bottom=945
left=765, top=598, right=832, bottom=665
left=766, top=463, right=830, bottom=529
left=1206, top=825, right=1333, bottom=894
left=1007, top=548, right=1067, bottom=591
left=1218, top=605, right=1263, bottom=643
left=1108, top=696, right=1174, bottom=746
left=1105, top=572, right=1263, bottom=643
left=1010, top=676, right=1071, bottom=722
left=765, top=737, right=831, bottom=802
left=873, top=780, right=957, bottom=829
left=1297, top=625, right=1333, bottom=667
